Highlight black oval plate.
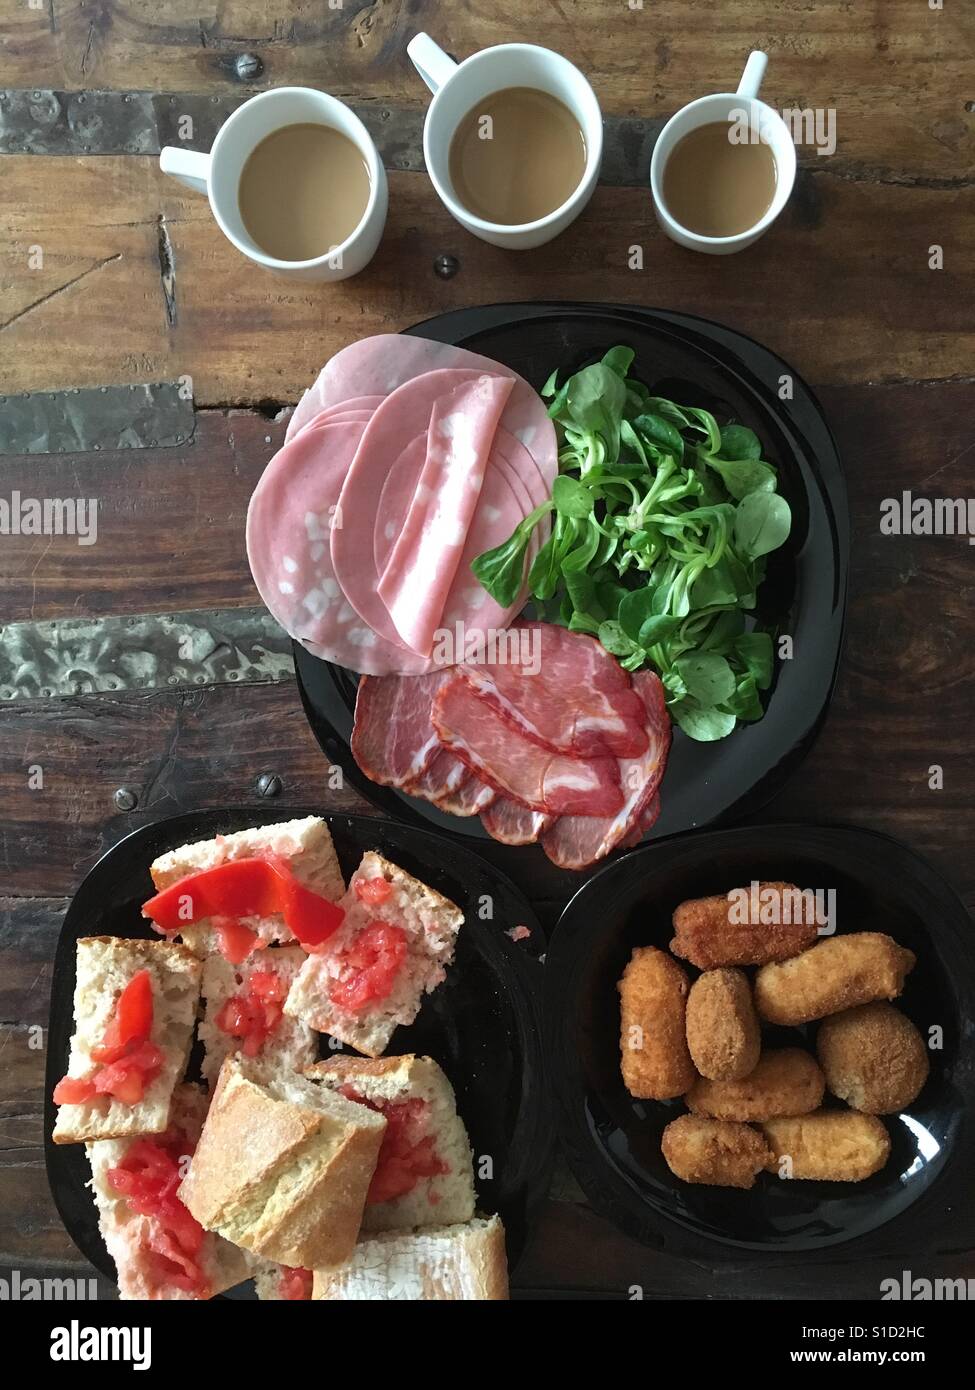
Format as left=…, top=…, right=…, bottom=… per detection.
left=44, top=808, right=554, bottom=1296
left=294, top=302, right=849, bottom=863
left=544, top=822, right=974, bottom=1259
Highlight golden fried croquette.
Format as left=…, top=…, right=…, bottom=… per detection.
left=685, top=968, right=761, bottom=1081
left=669, top=882, right=818, bottom=969
left=618, top=946, right=697, bottom=1099
left=686, top=1047, right=825, bottom=1122
left=661, top=1114, right=771, bottom=1189
left=762, top=1110, right=891, bottom=1181
left=754, top=932, right=916, bottom=1026
left=816, top=1002, right=929, bottom=1114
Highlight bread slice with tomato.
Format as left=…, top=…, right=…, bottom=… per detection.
left=311, top=1214, right=509, bottom=1301
left=177, top=1055, right=387, bottom=1270
left=86, top=1083, right=252, bottom=1299
left=199, top=945, right=316, bottom=1086
left=145, top=816, right=345, bottom=959
left=52, top=937, right=201, bottom=1144
left=284, top=853, right=464, bottom=1057
left=304, top=1054, right=475, bottom=1231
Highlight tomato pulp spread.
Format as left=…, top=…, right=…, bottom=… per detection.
left=329, top=921, right=408, bottom=1013
left=107, top=1129, right=209, bottom=1297
left=53, top=969, right=163, bottom=1107
left=342, top=1088, right=449, bottom=1204
left=215, top=968, right=287, bottom=1057
left=278, top=1266, right=313, bottom=1300
left=142, top=855, right=345, bottom=959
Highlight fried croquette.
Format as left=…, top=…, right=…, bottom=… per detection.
left=685, top=968, right=761, bottom=1081
left=661, top=1115, right=771, bottom=1189
left=686, top=1047, right=825, bottom=1122
left=754, top=932, right=916, bottom=1026
left=816, top=1002, right=929, bottom=1113
left=762, top=1110, right=891, bottom=1181
left=669, top=882, right=819, bottom=969
left=618, top=946, right=697, bottom=1099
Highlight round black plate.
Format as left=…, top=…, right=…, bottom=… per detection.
left=544, top=822, right=973, bottom=1258
left=293, top=302, right=849, bottom=864
left=44, top=807, right=553, bottom=1296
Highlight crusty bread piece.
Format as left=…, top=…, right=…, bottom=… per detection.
left=178, top=1056, right=385, bottom=1270
left=87, top=1084, right=251, bottom=1300
left=306, top=1054, right=475, bottom=1231
left=285, top=853, right=463, bottom=1056
left=149, top=816, right=344, bottom=956
left=53, top=937, right=201, bottom=1144
left=199, top=946, right=317, bottom=1086
left=312, top=1214, right=508, bottom=1301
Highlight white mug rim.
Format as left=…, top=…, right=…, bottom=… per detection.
left=650, top=92, right=796, bottom=247
left=208, top=86, right=383, bottom=271
left=422, top=42, right=603, bottom=236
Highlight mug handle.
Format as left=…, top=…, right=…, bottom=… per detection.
left=159, top=147, right=211, bottom=195
left=736, top=50, right=768, bottom=100
left=406, top=32, right=458, bottom=94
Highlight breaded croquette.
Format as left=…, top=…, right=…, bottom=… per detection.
left=618, top=946, right=697, bottom=1100
left=762, top=1111, right=891, bottom=1181
left=669, top=882, right=818, bottom=969
left=685, top=968, right=761, bottom=1081
left=817, top=1002, right=929, bottom=1113
left=686, top=1047, right=825, bottom=1122
left=661, top=1115, right=771, bottom=1189
left=754, top=932, right=916, bottom=1026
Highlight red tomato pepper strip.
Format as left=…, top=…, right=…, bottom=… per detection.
left=54, top=971, right=160, bottom=1108
left=141, top=857, right=345, bottom=950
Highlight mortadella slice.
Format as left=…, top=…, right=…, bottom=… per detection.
left=378, top=373, right=514, bottom=656
left=432, top=676, right=623, bottom=817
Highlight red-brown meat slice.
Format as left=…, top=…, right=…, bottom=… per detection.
left=540, top=671, right=671, bottom=869
left=432, top=675, right=623, bottom=816
left=351, top=671, right=449, bottom=787
left=460, top=622, right=648, bottom=758
left=481, top=798, right=555, bottom=845
left=432, top=776, right=496, bottom=817
left=403, top=748, right=469, bottom=800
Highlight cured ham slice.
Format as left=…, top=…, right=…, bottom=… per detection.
left=378, top=374, right=515, bottom=656
left=403, top=748, right=469, bottom=801
left=432, top=676, right=623, bottom=817
left=481, top=798, right=555, bottom=845
left=460, top=622, right=649, bottom=758
left=540, top=671, right=671, bottom=869
left=246, top=420, right=436, bottom=676
left=350, top=672, right=451, bottom=786
left=431, top=776, right=496, bottom=817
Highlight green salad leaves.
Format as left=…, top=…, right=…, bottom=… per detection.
left=471, top=345, right=792, bottom=743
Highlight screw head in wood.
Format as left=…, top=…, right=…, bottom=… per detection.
left=434, top=254, right=460, bottom=279
left=257, top=772, right=282, bottom=798
left=235, top=53, right=264, bottom=81
left=114, top=787, right=138, bottom=812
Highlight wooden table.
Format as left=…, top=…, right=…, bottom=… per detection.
left=1, top=2, right=972, bottom=1299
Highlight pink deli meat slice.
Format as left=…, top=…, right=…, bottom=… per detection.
left=540, top=671, right=672, bottom=870
left=480, top=798, right=555, bottom=845
left=460, top=622, right=649, bottom=758
left=378, top=373, right=515, bottom=656
left=432, top=675, right=623, bottom=817
left=246, top=419, right=437, bottom=676
left=289, top=395, right=384, bottom=437
left=286, top=333, right=557, bottom=491
left=350, top=671, right=451, bottom=787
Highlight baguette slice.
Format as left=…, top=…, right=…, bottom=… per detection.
left=53, top=936, right=201, bottom=1144
left=149, top=816, right=344, bottom=956
left=285, top=852, right=463, bottom=1056
left=87, top=1084, right=251, bottom=1300
left=178, top=1056, right=385, bottom=1269
left=306, top=1054, right=475, bottom=1231
left=312, top=1214, right=508, bottom=1301
left=199, top=946, right=317, bottom=1086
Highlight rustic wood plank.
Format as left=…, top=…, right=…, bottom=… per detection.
left=1, top=2, right=971, bottom=180
left=2, top=158, right=972, bottom=398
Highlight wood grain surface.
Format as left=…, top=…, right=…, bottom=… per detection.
left=0, top=0, right=972, bottom=1300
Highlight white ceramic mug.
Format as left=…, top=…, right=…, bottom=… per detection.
left=407, top=33, right=603, bottom=250
left=159, top=87, right=388, bottom=281
left=650, top=52, right=797, bottom=255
